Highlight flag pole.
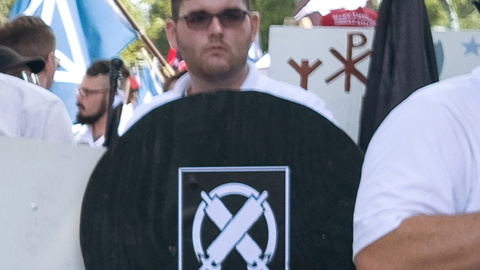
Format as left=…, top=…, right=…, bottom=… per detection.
left=112, top=0, right=175, bottom=77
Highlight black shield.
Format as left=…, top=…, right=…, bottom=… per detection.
left=80, top=90, right=363, bottom=269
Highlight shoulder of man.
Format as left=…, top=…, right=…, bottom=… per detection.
left=0, top=73, right=75, bottom=144
left=0, top=73, right=60, bottom=104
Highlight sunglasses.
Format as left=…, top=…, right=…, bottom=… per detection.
left=175, top=8, right=250, bottom=30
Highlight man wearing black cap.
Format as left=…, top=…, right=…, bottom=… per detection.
left=0, top=45, right=74, bottom=144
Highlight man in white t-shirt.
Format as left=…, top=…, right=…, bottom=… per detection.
left=353, top=67, right=480, bottom=269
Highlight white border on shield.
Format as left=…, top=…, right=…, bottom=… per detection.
left=178, top=166, right=290, bottom=270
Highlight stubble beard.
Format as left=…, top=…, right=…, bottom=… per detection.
left=179, top=34, right=252, bottom=82
left=203, top=58, right=241, bottom=81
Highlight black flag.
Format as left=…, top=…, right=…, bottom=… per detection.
left=358, top=0, right=439, bottom=151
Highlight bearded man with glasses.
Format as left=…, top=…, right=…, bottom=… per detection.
left=73, top=60, right=112, bottom=147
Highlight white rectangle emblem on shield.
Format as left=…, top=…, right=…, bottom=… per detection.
left=179, top=166, right=290, bottom=269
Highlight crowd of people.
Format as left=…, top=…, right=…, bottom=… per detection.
left=1, top=0, right=480, bottom=268
left=0, top=15, right=140, bottom=148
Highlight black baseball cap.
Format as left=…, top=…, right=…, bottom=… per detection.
left=0, top=45, right=45, bottom=74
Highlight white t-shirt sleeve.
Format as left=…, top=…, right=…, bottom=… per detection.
left=353, top=88, right=472, bottom=258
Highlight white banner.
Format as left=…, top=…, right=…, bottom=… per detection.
left=0, top=137, right=104, bottom=269
left=268, top=26, right=480, bottom=142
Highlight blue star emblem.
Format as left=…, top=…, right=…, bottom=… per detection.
left=462, top=37, right=480, bottom=56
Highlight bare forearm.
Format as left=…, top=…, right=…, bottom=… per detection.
left=355, top=213, right=480, bottom=270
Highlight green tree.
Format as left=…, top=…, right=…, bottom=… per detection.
left=146, top=0, right=171, bottom=56
left=426, top=0, right=450, bottom=27
left=118, top=0, right=160, bottom=65
left=0, top=0, right=16, bottom=24
left=138, top=0, right=296, bottom=54
left=452, top=0, right=480, bottom=29
left=424, top=0, right=480, bottom=29
left=120, top=0, right=171, bottom=64
left=252, top=0, right=296, bottom=52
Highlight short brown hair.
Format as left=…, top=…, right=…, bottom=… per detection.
left=86, top=60, right=111, bottom=77
left=86, top=59, right=130, bottom=89
left=171, top=0, right=251, bottom=18
left=0, top=16, right=55, bottom=60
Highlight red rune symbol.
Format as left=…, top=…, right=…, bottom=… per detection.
left=326, top=33, right=371, bottom=92
left=288, top=59, right=322, bottom=90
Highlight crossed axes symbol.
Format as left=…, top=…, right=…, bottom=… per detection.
left=198, top=191, right=271, bottom=270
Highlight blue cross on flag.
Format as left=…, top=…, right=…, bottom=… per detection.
left=10, top=0, right=137, bottom=121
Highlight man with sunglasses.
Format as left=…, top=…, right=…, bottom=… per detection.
left=122, top=0, right=337, bottom=132
left=0, top=16, right=58, bottom=90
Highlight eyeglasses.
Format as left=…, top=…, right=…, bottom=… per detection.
left=75, top=87, right=110, bottom=97
left=175, top=8, right=250, bottom=30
